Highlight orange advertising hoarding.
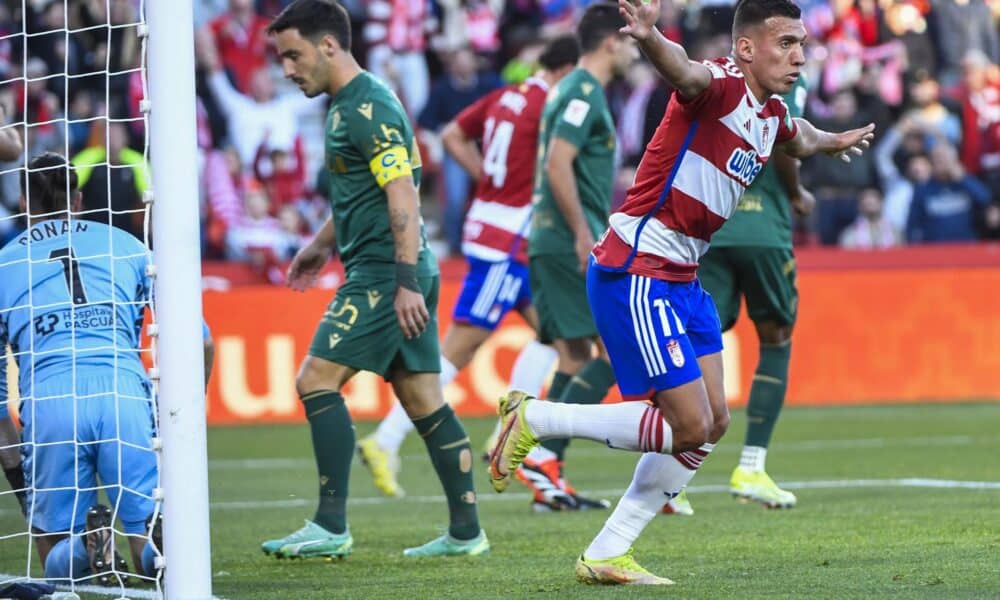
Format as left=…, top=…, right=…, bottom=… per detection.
left=201, top=263, right=1000, bottom=425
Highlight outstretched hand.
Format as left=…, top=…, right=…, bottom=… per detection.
left=829, top=123, right=876, bottom=163
left=618, top=0, right=660, bottom=41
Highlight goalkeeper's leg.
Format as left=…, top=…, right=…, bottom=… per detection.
left=0, top=412, right=26, bottom=515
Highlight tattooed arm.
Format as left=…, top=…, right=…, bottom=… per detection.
left=385, top=177, right=430, bottom=339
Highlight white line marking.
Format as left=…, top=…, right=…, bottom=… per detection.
left=207, top=434, right=984, bottom=470
left=211, top=477, right=1000, bottom=511
left=0, top=576, right=228, bottom=599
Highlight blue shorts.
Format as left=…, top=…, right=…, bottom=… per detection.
left=587, top=258, right=724, bottom=400
left=452, top=256, right=532, bottom=330
left=21, top=371, right=157, bottom=535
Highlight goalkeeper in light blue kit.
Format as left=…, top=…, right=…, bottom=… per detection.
left=0, top=153, right=160, bottom=584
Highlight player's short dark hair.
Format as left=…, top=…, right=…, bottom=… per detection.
left=733, top=0, right=802, bottom=33
left=268, top=0, right=351, bottom=50
left=577, top=2, right=626, bottom=54
left=538, top=34, right=581, bottom=71
left=22, top=152, right=78, bottom=215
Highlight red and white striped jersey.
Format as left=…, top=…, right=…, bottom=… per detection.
left=593, top=57, right=798, bottom=281
left=454, top=77, right=549, bottom=264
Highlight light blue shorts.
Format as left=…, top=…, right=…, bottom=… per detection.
left=21, top=371, right=156, bottom=535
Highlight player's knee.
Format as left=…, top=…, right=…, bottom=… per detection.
left=670, top=413, right=712, bottom=453
left=755, top=321, right=793, bottom=345
left=708, top=409, right=730, bottom=443
left=295, top=358, right=347, bottom=396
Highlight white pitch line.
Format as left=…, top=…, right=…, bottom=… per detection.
left=0, top=576, right=161, bottom=599
left=211, top=477, right=1000, bottom=511
left=0, top=576, right=227, bottom=600
left=207, top=434, right=985, bottom=470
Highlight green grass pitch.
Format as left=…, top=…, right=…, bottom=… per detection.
left=2, top=402, right=998, bottom=598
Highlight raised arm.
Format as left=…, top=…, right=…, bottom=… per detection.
left=619, top=0, right=711, bottom=99
left=782, top=118, right=875, bottom=161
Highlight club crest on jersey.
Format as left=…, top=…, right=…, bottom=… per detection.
left=726, top=147, right=764, bottom=185
left=666, top=339, right=685, bottom=368
left=762, top=123, right=770, bottom=146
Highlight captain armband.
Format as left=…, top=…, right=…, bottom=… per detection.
left=369, top=146, right=413, bottom=188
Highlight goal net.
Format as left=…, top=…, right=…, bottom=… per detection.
left=0, top=0, right=210, bottom=597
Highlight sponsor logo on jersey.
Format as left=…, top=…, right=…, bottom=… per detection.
left=498, top=90, right=527, bottom=115
left=563, top=98, right=591, bottom=127
left=666, top=339, right=685, bottom=368
left=726, top=147, right=764, bottom=185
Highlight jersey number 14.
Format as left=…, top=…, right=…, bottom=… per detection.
left=483, top=118, right=515, bottom=188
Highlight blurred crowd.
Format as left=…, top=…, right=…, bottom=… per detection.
left=0, top=0, right=997, bottom=283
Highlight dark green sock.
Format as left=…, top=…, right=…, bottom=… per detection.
left=744, top=342, right=791, bottom=448
left=542, top=360, right=616, bottom=460
left=302, top=390, right=354, bottom=534
left=413, top=404, right=480, bottom=540
left=539, top=371, right=572, bottom=457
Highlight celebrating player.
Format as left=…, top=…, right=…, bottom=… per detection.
left=696, top=75, right=812, bottom=511
left=489, top=0, right=874, bottom=584
left=355, top=35, right=581, bottom=504
left=261, top=0, right=488, bottom=559
left=515, top=2, right=638, bottom=512
left=0, top=153, right=163, bottom=584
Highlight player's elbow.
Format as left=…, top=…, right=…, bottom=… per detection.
left=440, top=121, right=464, bottom=151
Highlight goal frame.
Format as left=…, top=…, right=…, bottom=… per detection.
left=147, top=0, right=213, bottom=597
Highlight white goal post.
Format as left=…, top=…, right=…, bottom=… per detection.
left=146, top=0, right=213, bottom=597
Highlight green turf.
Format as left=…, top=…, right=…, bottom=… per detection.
left=3, top=403, right=999, bottom=598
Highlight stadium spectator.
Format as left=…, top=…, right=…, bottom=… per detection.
left=203, top=0, right=272, bottom=94
left=72, top=121, right=149, bottom=240
left=253, top=136, right=308, bottom=210
left=803, top=90, right=877, bottom=244
left=363, top=0, right=432, bottom=116
left=904, top=71, right=962, bottom=146
left=17, top=58, right=64, bottom=159
left=225, top=187, right=297, bottom=283
left=839, top=187, right=900, bottom=249
left=418, top=46, right=503, bottom=255
left=906, top=142, right=992, bottom=243
left=928, top=0, right=999, bottom=81
left=874, top=116, right=935, bottom=231
left=203, top=146, right=252, bottom=257
left=949, top=51, right=1000, bottom=185
left=203, top=49, right=323, bottom=166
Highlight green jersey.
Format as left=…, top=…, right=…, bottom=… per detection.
left=710, top=76, right=808, bottom=249
left=324, top=72, right=437, bottom=277
left=528, top=68, right=616, bottom=256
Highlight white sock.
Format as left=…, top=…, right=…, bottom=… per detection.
left=373, top=356, right=460, bottom=452
left=438, top=355, right=459, bottom=388
left=524, top=445, right=558, bottom=463
left=585, top=443, right=715, bottom=560
left=739, top=445, right=766, bottom=472
left=525, top=400, right=672, bottom=453
left=373, top=401, right=413, bottom=452
left=509, top=341, right=557, bottom=398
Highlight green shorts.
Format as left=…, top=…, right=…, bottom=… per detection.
left=308, top=273, right=441, bottom=378
left=529, top=252, right=597, bottom=343
left=697, top=246, right=798, bottom=332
